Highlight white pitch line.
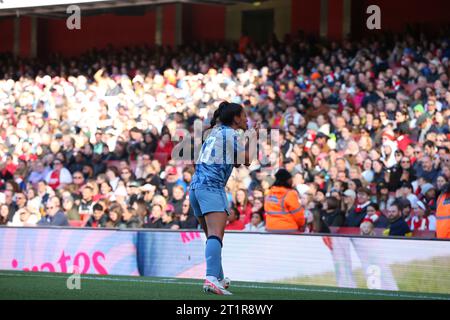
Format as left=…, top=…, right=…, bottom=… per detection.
left=0, top=272, right=449, bottom=300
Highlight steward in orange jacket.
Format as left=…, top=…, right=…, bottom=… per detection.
left=264, top=169, right=305, bottom=232
left=436, top=183, right=450, bottom=239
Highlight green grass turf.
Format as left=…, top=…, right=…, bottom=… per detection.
left=0, top=270, right=449, bottom=300
left=276, top=256, right=450, bottom=295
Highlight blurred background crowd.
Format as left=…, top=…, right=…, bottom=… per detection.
left=0, top=30, right=449, bottom=237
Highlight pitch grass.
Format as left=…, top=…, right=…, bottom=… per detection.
left=276, top=256, right=450, bottom=295
left=0, top=271, right=449, bottom=300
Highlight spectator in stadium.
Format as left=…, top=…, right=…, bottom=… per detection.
left=250, top=197, right=265, bottom=218
left=121, top=168, right=136, bottom=187
left=105, top=167, right=121, bottom=193
left=26, top=186, right=41, bottom=216
left=161, top=210, right=179, bottom=229
left=437, top=175, right=448, bottom=192
left=4, top=190, right=17, bottom=222
left=105, top=203, right=125, bottom=228
left=37, top=196, right=69, bottom=227
left=409, top=201, right=433, bottom=232
left=342, top=189, right=356, bottom=216
left=99, top=181, right=114, bottom=201
left=78, top=185, right=95, bottom=222
left=85, top=203, right=108, bottom=228
left=132, top=199, right=150, bottom=225
left=225, top=206, right=245, bottom=231
left=420, top=183, right=437, bottom=212
left=14, top=192, right=27, bottom=211
left=36, top=181, right=51, bottom=209
left=345, top=188, right=371, bottom=227
left=121, top=207, right=142, bottom=229
left=396, top=182, right=419, bottom=209
left=28, top=161, right=49, bottom=186
left=151, top=195, right=168, bottom=213
left=169, top=185, right=186, bottom=215
left=384, top=202, right=412, bottom=237
left=264, top=169, right=305, bottom=233
left=243, top=212, right=266, bottom=232
left=376, top=182, right=393, bottom=211
left=235, top=189, right=252, bottom=225
left=315, top=196, right=345, bottom=233
left=141, top=184, right=157, bottom=204
left=45, top=159, right=73, bottom=190
left=360, top=219, right=376, bottom=236
left=0, top=204, right=9, bottom=225
left=173, top=199, right=198, bottom=230
left=61, top=194, right=80, bottom=221
left=8, top=208, right=38, bottom=227
left=364, top=203, right=389, bottom=228
left=143, top=204, right=164, bottom=229
left=417, top=156, right=440, bottom=184
left=155, top=132, right=174, bottom=161
left=398, top=199, right=413, bottom=226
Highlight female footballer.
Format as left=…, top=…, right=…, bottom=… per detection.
left=189, top=101, right=259, bottom=295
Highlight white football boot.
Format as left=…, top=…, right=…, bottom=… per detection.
left=203, top=276, right=233, bottom=295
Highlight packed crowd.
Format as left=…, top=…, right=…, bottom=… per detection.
left=0, top=30, right=449, bottom=237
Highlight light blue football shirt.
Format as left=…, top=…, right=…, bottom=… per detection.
left=190, top=125, right=245, bottom=190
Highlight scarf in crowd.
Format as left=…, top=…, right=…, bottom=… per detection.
left=48, top=169, right=61, bottom=190
left=355, top=201, right=370, bottom=213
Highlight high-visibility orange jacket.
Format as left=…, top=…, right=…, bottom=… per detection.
left=436, top=192, right=450, bottom=239
left=264, top=186, right=305, bottom=232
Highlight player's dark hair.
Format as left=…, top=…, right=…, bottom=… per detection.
left=209, top=101, right=243, bottom=129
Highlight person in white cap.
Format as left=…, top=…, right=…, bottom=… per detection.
left=410, top=201, right=435, bottom=231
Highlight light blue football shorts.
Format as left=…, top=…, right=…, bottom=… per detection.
left=189, top=187, right=230, bottom=217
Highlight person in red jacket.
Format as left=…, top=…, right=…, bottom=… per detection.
left=225, top=206, right=245, bottom=231
left=235, top=189, right=252, bottom=224
left=155, top=132, right=174, bottom=160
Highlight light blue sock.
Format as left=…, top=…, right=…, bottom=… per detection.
left=205, top=236, right=222, bottom=279
left=219, top=265, right=224, bottom=281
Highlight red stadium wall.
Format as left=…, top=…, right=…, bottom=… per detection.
left=162, top=4, right=176, bottom=47
left=0, top=18, right=14, bottom=53
left=3, top=0, right=450, bottom=57
left=182, top=3, right=226, bottom=43
left=327, top=0, right=344, bottom=41
left=292, top=0, right=449, bottom=40
left=352, top=0, right=450, bottom=38
left=2, top=3, right=225, bottom=57
left=291, top=0, right=321, bottom=36
left=38, top=10, right=156, bottom=57
left=19, top=17, right=32, bottom=57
